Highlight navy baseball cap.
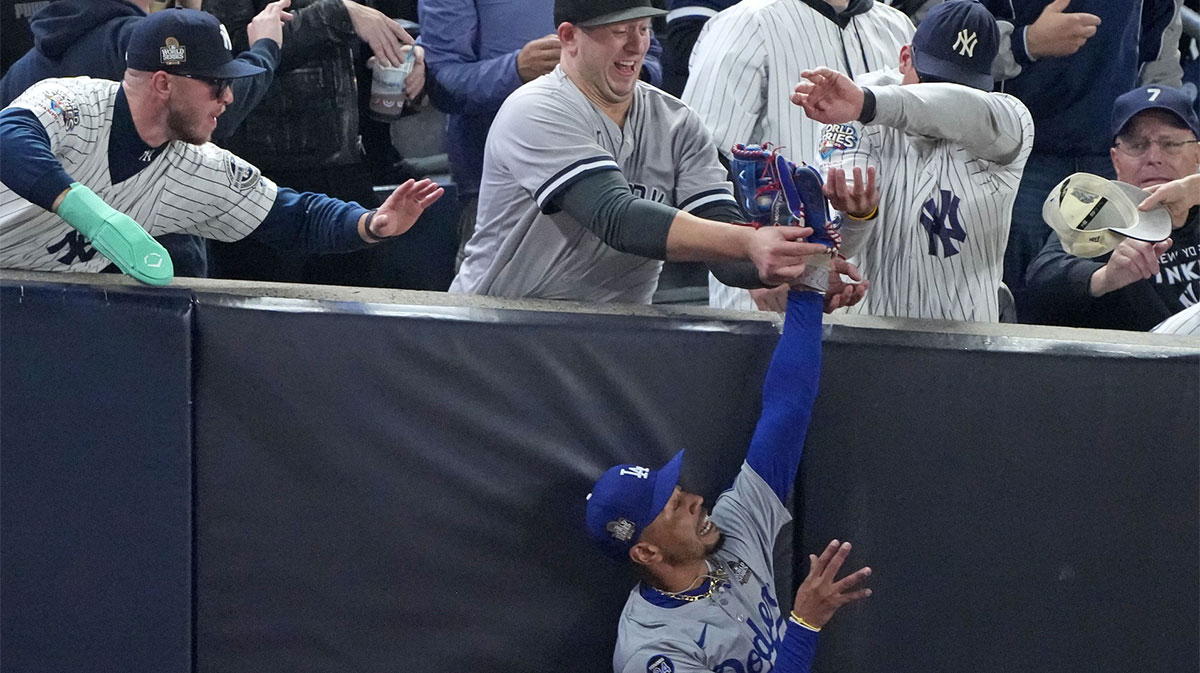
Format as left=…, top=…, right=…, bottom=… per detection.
left=585, top=449, right=684, bottom=561
left=555, top=0, right=666, bottom=28
left=1111, top=85, right=1200, bottom=142
left=126, top=8, right=263, bottom=79
left=910, top=0, right=998, bottom=91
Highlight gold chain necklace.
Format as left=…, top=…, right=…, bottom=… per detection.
left=651, top=564, right=729, bottom=603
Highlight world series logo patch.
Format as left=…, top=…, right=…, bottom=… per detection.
left=647, top=654, right=674, bottom=673
left=160, top=37, right=186, bottom=65
left=819, top=124, right=859, bottom=159
left=39, top=88, right=80, bottom=131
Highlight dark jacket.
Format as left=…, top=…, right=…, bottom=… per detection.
left=986, top=0, right=1179, bottom=158
left=0, top=0, right=279, bottom=141
left=204, top=0, right=362, bottom=172
left=1025, top=207, right=1200, bottom=331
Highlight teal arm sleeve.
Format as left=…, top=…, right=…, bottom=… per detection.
left=56, top=183, right=174, bottom=286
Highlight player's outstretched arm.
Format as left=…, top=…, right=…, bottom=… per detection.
left=772, top=540, right=873, bottom=673
left=742, top=287, right=823, bottom=502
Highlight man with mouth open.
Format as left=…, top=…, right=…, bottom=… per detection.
left=0, top=8, right=442, bottom=286
left=586, top=282, right=871, bottom=672
left=450, top=0, right=836, bottom=305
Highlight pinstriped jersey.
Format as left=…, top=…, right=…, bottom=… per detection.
left=0, top=77, right=277, bottom=273
left=821, top=70, right=1036, bottom=322
left=450, top=66, right=737, bottom=304
left=1153, top=303, right=1200, bottom=336
left=614, top=464, right=794, bottom=673
left=681, top=0, right=916, bottom=311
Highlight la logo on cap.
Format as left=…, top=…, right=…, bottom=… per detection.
left=160, top=37, right=186, bottom=65
left=953, top=29, right=978, bottom=57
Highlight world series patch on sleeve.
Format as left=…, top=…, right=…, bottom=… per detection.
left=819, top=123, right=859, bottom=159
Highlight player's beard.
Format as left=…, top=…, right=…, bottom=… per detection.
left=166, top=100, right=213, bottom=145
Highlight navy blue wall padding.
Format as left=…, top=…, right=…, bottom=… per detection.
left=801, top=343, right=1200, bottom=673
left=0, top=281, right=194, bottom=673
left=191, top=299, right=781, bottom=672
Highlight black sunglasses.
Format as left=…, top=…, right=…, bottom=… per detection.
left=179, top=74, right=232, bottom=99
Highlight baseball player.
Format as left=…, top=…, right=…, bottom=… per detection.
left=450, top=0, right=833, bottom=305
left=793, top=0, right=1035, bottom=322
left=681, top=0, right=915, bottom=311
left=0, top=9, right=442, bottom=285
left=586, top=284, right=871, bottom=673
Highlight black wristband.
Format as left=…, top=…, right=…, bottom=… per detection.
left=361, top=210, right=382, bottom=243
left=856, top=87, right=877, bottom=124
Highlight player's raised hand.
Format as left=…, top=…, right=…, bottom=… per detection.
left=791, top=68, right=865, bottom=125
left=247, top=0, right=294, bottom=48
left=344, top=0, right=414, bottom=68
left=791, top=540, right=872, bottom=629
left=748, top=226, right=831, bottom=286
left=517, top=34, right=562, bottom=83
left=363, top=178, right=444, bottom=241
left=1025, top=0, right=1100, bottom=59
left=1088, top=237, right=1172, bottom=297
left=824, top=257, right=869, bottom=313
left=824, top=165, right=878, bottom=219
left=1140, top=174, right=1200, bottom=227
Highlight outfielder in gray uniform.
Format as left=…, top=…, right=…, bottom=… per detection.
left=586, top=289, right=871, bottom=673
left=794, top=0, right=1035, bottom=322
left=450, top=0, right=833, bottom=304
left=0, top=9, right=442, bottom=286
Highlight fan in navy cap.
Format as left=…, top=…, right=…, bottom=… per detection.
left=1024, top=83, right=1200, bottom=331
left=586, top=286, right=872, bottom=673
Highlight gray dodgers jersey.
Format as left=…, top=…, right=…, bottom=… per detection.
left=683, top=0, right=915, bottom=311
left=0, top=78, right=277, bottom=273
left=820, top=70, right=1035, bottom=322
left=450, top=66, right=736, bottom=304
left=615, top=464, right=793, bottom=673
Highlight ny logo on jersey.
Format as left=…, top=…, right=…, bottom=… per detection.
left=953, top=29, right=978, bottom=57
left=46, top=231, right=97, bottom=265
left=920, top=190, right=967, bottom=257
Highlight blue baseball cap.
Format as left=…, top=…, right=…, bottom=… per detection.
left=585, top=449, right=684, bottom=561
left=910, top=0, right=998, bottom=91
left=1111, top=85, right=1200, bottom=143
left=126, top=8, right=263, bottom=79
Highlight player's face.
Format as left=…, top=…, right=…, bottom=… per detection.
left=1110, top=110, right=1200, bottom=190
left=572, top=18, right=652, bottom=106
left=640, top=486, right=724, bottom=565
left=165, top=74, right=233, bottom=145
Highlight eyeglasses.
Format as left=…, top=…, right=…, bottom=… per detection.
left=180, top=74, right=232, bottom=99
left=1113, top=137, right=1199, bottom=157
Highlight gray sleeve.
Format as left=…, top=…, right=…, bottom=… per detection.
left=554, top=170, right=678, bottom=260
left=694, top=201, right=767, bottom=289
left=1139, top=1, right=1184, bottom=87
left=992, top=20, right=1025, bottom=81
left=870, top=83, right=1034, bottom=165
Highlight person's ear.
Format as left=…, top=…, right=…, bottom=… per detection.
left=629, top=541, right=659, bottom=567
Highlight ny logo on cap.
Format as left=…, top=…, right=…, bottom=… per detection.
left=606, top=518, right=636, bottom=542
left=219, top=24, right=232, bottom=51
left=952, top=29, right=977, bottom=58
left=160, top=37, right=186, bottom=65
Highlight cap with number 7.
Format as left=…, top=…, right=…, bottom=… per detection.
left=586, top=449, right=685, bottom=560
left=1111, top=85, right=1200, bottom=143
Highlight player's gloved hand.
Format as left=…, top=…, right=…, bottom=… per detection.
left=791, top=539, right=872, bottom=629
left=56, top=183, right=174, bottom=286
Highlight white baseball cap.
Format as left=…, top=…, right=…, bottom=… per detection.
left=1042, top=173, right=1172, bottom=258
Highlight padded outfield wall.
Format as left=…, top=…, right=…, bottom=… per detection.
left=1, top=272, right=1197, bottom=673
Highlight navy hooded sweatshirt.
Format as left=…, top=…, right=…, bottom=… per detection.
left=0, top=0, right=278, bottom=140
